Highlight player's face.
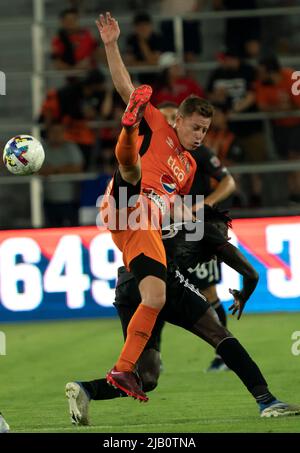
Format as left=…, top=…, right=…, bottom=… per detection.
left=62, top=13, right=79, bottom=32
left=135, top=22, right=153, bottom=39
left=48, top=124, right=65, bottom=146
left=159, top=107, right=178, bottom=126
left=175, top=113, right=211, bottom=151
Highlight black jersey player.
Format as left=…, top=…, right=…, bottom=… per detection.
left=65, top=206, right=300, bottom=425
left=188, top=145, right=236, bottom=371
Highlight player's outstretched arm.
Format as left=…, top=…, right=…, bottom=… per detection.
left=218, top=242, right=259, bottom=319
left=204, top=175, right=236, bottom=207
left=96, top=12, right=134, bottom=104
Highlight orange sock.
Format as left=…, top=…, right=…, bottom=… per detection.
left=115, top=304, right=161, bottom=372
left=115, top=127, right=139, bottom=166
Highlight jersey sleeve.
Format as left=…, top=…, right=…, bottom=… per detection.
left=192, top=146, right=230, bottom=182
left=204, top=223, right=228, bottom=251
left=143, top=103, right=167, bottom=131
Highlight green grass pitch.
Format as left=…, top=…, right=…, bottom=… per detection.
left=0, top=312, right=300, bottom=433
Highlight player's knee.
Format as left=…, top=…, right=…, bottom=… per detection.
left=140, top=372, right=159, bottom=392
left=207, top=309, right=231, bottom=346
left=145, top=296, right=165, bottom=310
left=139, top=276, right=166, bottom=310
left=119, top=164, right=141, bottom=186
left=193, top=308, right=232, bottom=347
left=141, top=291, right=166, bottom=310
left=209, top=325, right=231, bottom=348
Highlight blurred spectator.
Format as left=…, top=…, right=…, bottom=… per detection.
left=204, top=104, right=244, bottom=166
left=207, top=48, right=266, bottom=206
left=126, top=12, right=162, bottom=66
left=207, top=48, right=266, bottom=162
left=255, top=55, right=300, bottom=157
left=41, top=122, right=84, bottom=227
left=96, top=95, right=123, bottom=175
left=152, top=53, right=205, bottom=106
left=40, top=69, right=113, bottom=169
left=255, top=55, right=300, bottom=202
left=218, top=0, right=262, bottom=58
left=51, top=8, right=99, bottom=71
left=159, top=0, right=202, bottom=61
left=204, top=104, right=246, bottom=206
left=125, top=12, right=163, bottom=84
left=157, top=101, right=178, bottom=126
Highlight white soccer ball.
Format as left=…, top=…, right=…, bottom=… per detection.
left=3, top=135, right=45, bottom=175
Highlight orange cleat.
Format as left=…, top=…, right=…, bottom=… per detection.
left=106, top=367, right=149, bottom=402
left=122, top=85, right=153, bottom=129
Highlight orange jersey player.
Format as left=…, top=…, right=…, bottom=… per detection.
left=95, top=12, right=213, bottom=402
left=135, top=102, right=197, bottom=198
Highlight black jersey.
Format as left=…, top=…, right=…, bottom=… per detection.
left=117, top=221, right=228, bottom=287
left=188, top=145, right=230, bottom=199
left=163, top=221, right=228, bottom=271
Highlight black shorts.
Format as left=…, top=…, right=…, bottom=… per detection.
left=114, top=263, right=210, bottom=351
left=184, top=258, right=222, bottom=290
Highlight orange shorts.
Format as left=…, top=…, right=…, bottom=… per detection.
left=111, top=225, right=166, bottom=271
left=100, top=170, right=167, bottom=270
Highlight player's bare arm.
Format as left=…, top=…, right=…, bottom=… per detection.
left=96, top=12, right=134, bottom=104
left=204, top=174, right=236, bottom=207
left=217, top=242, right=259, bottom=319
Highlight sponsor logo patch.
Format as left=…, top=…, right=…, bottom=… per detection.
left=160, top=173, right=177, bottom=194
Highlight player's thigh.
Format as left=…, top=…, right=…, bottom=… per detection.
left=162, top=267, right=211, bottom=329
left=129, top=238, right=167, bottom=310
left=189, top=307, right=233, bottom=348
left=201, top=284, right=219, bottom=303
left=162, top=268, right=232, bottom=347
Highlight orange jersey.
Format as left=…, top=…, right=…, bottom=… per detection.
left=137, top=104, right=197, bottom=197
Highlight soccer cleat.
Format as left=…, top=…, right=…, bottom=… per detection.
left=65, top=382, right=90, bottom=426
left=106, top=367, right=149, bottom=402
left=206, top=356, right=229, bottom=372
left=0, top=413, right=10, bottom=433
left=260, top=400, right=300, bottom=418
left=122, top=85, right=152, bottom=128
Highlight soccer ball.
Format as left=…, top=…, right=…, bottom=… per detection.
left=3, top=135, right=45, bottom=175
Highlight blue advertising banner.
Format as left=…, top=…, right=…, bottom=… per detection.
left=0, top=217, right=300, bottom=322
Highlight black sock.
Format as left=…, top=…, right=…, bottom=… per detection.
left=216, top=337, right=276, bottom=404
left=81, top=379, right=128, bottom=400
left=211, top=299, right=227, bottom=327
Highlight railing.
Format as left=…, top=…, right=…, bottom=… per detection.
left=1, top=3, right=300, bottom=228
left=2, top=159, right=300, bottom=228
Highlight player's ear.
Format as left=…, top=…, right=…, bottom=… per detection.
left=175, top=113, right=183, bottom=128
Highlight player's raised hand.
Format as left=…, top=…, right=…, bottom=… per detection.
left=228, top=288, right=246, bottom=320
left=96, top=12, right=120, bottom=45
